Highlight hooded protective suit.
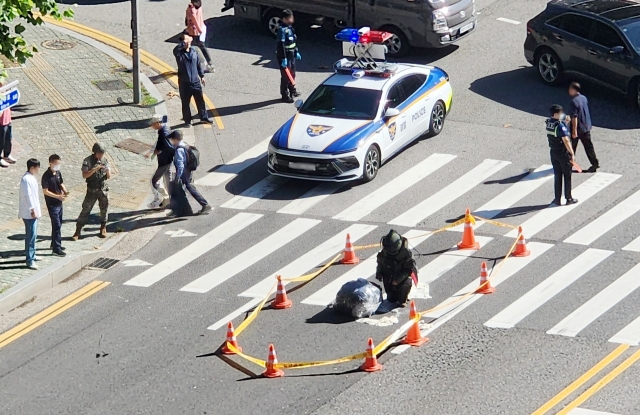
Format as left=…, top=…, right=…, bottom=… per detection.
left=375, top=230, right=418, bottom=305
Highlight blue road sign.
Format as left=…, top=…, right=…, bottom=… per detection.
left=0, top=89, right=20, bottom=112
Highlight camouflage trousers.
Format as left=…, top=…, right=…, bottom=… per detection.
left=77, top=189, right=109, bottom=227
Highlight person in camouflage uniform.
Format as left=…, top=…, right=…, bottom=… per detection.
left=73, top=142, right=110, bottom=240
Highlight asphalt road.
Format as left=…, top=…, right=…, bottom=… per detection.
left=1, top=0, right=640, bottom=414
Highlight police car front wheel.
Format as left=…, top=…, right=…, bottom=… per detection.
left=362, top=145, right=381, bottom=183
left=428, top=101, right=446, bottom=137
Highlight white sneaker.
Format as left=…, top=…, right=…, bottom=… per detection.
left=34, top=255, right=39, bottom=261
left=3, top=155, right=16, bottom=164
left=0, top=159, right=8, bottom=168
left=27, top=263, right=38, bottom=270
left=148, top=198, right=162, bottom=209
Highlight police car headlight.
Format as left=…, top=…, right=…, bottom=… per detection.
left=336, top=157, right=360, bottom=171
left=432, top=11, right=448, bottom=31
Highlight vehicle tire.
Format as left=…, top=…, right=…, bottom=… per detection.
left=535, top=48, right=563, bottom=86
left=380, top=25, right=410, bottom=57
left=427, top=100, right=446, bottom=137
left=362, top=145, right=381, bottom=183
left=263, top=9, right=282, bottom=36
left=629, top=78, right=640, bottom=110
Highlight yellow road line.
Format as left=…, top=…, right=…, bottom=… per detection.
left=0, top=280, right=110, bottom=349
left=557, top=348, right=640, bottom=415
left=40, top=16, right=224, bottom=130
left=530, top=344, right=630, bottom=415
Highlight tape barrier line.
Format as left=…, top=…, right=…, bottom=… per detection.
left=234, top=281, right=277, bottom=337
left=472, top=215, right=518, bottom=230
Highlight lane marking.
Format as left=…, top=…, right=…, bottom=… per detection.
left=530, top=344, right=629, bottom=415
left=610, top=315, right=640, bottom=346
left=165, top=230, right=197, bottom=238
left=334, top=153, right=456, bottom=222
left=547, top=261, right=640, bottom=337
left=557, top=349, right=640, bottom=415
left=123, top=213, right=262, bottom=287
left=622, top=234, right=640, bottom=252
left=389, top=159, right=511, bottom=227
left=449, top=165, right=553, bottom=232
left=568, top=409, right=626, bottom=415
left=220, top=176, right=288, bottom=210
left=278, top=182, right=345, bottom=215
left=485, top=249, right=613, bottom=329
left=497, top=17, right=521, bottom=25
left=565, top=188, right=640, bottom=245
left=121, top=259, right=153, bottom=267
left=180, top=218, right=320, bottom=293
left=506, top=173, right=620, bottom=238
left=0, top=281, right=110, bottom=349
left=195, top=137, right=271, bottom=186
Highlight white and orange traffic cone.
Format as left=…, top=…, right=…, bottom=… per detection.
left=272, top=275, right=292, bottom=309
left=360, top=338, right=382, bottom=372
left=403, top=300, right=429, bottom=347
left=340, top=233, right=359, bottom=264
left=476, top=261, right=495, bottom=294
left=512, top=226, right=530, bottom=257
left=262, top=344, right=285, bottom=378
left=221, top=321, right=242, bottom=355
left=457, top=208, right=480, bottom=250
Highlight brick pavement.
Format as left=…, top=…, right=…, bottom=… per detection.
left=0, top=25, right=162, bottom=293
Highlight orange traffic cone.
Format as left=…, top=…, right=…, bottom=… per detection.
left=360, top=338, right=382, bottom=372
left=221, top=321, right=242, bottom=355
left=476, top=261, right=495, bottom=294
left=340, top=233, right=359, bottom=264
left=512, top=226, right=530, bottom=257
left=403, top=300, right=429, bottom=347
left=457, top=208, right=480, bottom=250
left=262, top=344, right=284, bottom=378
left=272, top=275, right=292, bottom=309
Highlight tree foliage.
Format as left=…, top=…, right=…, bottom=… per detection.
left=1, top=0, right=74, bottom=63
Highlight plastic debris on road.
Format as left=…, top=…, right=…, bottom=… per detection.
left=334, top=278, right=382, bottom=319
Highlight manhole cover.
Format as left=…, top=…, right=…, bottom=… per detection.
left=116, top=138, right=153, bottom=155
left=94, top=79, right=128, bottom=91
left=41, top=39, right=76, bottom=50
left=86, top=257, right=119, bottom=270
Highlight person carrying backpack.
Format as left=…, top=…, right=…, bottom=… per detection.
left=169, top=130, right=211, bottom=215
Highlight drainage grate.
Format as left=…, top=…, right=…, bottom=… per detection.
left=93, top=79, right=128, bottom=91
left=41, top=39, right=76, bottom=50
left=86, top=258, right=119, bottom=270
left=116, top=138, right=153, bottom=155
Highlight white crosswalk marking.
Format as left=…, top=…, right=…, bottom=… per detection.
left=302, top=230, right=432, bottom=306
left=417, top=236, right=493, bottom=285
left=423, top=242, right=552, bottom=320
left=568, top=409, right=624, bottom=415
left=622, top=235, right=640, bottom=252
left=609, top=315, right=640, bottom=346
left=180, top=218, right=321, bottom=293
left=278, top=182, right=344, bottom=215
left=195, top=137, right=271, bottom=186
left=333, top=154, right=456, bottom=222
left=505, top=173, right=620, bottom=238
left=547, top=262, right=640, bottom=337
left=485, top=249, right=613, bottom=329
left=389, top=159, right=511, bottom=227
left=124, top=213, right=262, bottom=287
left=565, top=189, right=640, bottom=245
left=221, top=176, right=288, bottom=210
left=449, top=165, right=553, bottom=232
left=208, top=298, right=262, bottom=331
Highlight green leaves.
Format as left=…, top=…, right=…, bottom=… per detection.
left=1, top=0, right=74, bottom=64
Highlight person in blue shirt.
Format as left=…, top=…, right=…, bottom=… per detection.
left=169, top=130, right=211, bottom=215
left=568, top=82, right=599, bottom=172
left=546, top=104, right=578, bottom=206
left=276, top=9, right=301, bottom=103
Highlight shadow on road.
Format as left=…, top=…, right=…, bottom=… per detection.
left=57, top=0, right=128, bottom=4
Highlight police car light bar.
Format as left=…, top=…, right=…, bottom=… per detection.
left=335, top=27, right=392, bottom=44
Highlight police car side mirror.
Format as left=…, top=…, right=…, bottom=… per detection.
left=294, top=99, right=304, bottom=109
left=384, top=108, right=400, bottom=118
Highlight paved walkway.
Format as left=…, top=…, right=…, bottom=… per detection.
left=0, top=25, right=162, bottom=292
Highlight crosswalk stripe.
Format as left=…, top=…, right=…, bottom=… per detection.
left=179, top=218, right=321, bottom=293
left=417, top=236, right=494, bottom=285
left=547, top=261, right=640, bottom=337
left=123, top=213, right=262, bottom=287
left=207, top=298, right=262, bottom=331
left=278, top=182, right=345, bottom=215
left=388, top=159, right=511, bottom=227
left=484, top=249, right=613, bottom=329
left=622, top=235, right=640, bottom=252
left=505, top=173, right=620, bottom=238
left=609, top=315, right=640, bottom=346
left=333, top=154, right=456, bottom=222
left=565, top=189, right=640, bottom=245
left=221, top=175, right=288, bottom=210
left=449, top=165, right=553, bottom=232
left=301, top=230, right=433, bottom=306
left=195, top=137, right=271, bottom=186
left=423, top=242, right=552, bottom=320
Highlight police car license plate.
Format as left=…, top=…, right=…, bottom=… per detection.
left=289, top=162, right=316, bottom=171
left=460, top=22, right=474, bottom=34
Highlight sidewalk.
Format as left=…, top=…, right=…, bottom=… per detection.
left=0, top=24, right=165, bottom=295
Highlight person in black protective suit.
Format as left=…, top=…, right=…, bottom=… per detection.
left=375, top=230, right=418, bottom=306
left=276, top=9, right=301, bottom=103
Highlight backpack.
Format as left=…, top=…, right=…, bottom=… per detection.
left=185, top=145, right=200, bottom=171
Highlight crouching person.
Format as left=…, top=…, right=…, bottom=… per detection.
left=375, top=230, right=418, bottom=307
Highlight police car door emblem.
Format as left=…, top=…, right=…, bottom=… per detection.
left=388, top=122, right=396, bottom=141
left=460, top=10, right=466, bottom=18
left=306, top=125, right=333, bottom=136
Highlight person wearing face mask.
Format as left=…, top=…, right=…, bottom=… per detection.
left=41, top=154, right=69, bottom=256
left=546, top=104, right=578, bottom=206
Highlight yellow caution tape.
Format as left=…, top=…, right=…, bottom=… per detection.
left=234, top=281, right=276, bottom=337
left=275, top=352, right=368, bottom=369
left=226, top=343, right=266, bottom=367
left=472, top=215, right=518, bottom=229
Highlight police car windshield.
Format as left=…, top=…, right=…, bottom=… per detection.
left=300, top=85, right=381, bottom=120
left=621, top=21, right=640, bottom=53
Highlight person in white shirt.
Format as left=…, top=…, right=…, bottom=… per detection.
left=19, top=158, right=42, bottom=269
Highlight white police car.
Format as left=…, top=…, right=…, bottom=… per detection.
left=268, top=27, right=453, bottom=183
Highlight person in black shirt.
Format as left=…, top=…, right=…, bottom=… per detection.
left=41, top=154, right=69, bottom=256
left=146, top=115, right=174, bottom=208
left=547, top=104, right=578, bottom=206
left=569, top=82, right=599, bottom=173
left=173, top=33, right=212, bottom=126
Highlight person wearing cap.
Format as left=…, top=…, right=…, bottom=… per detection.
left=73, top=142, right=111, bottom=240
left=375, top=230, right=418, bottom=307
left=547, top=104, right=578, bottom=206
left=276, top=9, right=301, bottom=103
left=147, top=114, right=174, bottom=208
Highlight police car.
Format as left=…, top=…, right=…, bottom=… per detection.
left=268, top=27, right=453, bottom=182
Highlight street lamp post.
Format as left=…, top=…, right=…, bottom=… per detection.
left=130, top=0, right=141, bottom=104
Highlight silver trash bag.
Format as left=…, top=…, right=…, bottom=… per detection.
left=334, top=278, right=383, bottom=319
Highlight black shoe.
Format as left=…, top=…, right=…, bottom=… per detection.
left=281, top=96, right=294, bottom=103
left=50, top=245, right=66, bottom=251
left=566, top=198, right=578, bottom=205
left=184, top=121, right=192, bottom=128
left=292, top=90, right=301, bottom=98
left=586, top=165, right=599, bottom=173
left=53, top=250, right=67, bottom=257
left=201, top=118, right=213, bottom=124
left=551, top=199, right=561, bottom=206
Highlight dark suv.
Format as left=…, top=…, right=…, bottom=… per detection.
left=524, top=0, right=640, bottom=108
